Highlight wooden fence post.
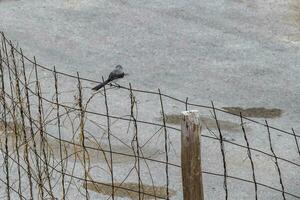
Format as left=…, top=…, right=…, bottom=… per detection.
left=181, top=110, right=204, bottom=200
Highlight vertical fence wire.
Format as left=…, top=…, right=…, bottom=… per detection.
left=212, top=101, right=228, bottom=200
left=35, top=56, right=56, bottom=199
left=20, top=48, right=43, bottom=200
left=158, top=88, right=169, bottom=200
left=34, top=57, right=47, bottom=199
left=7, top=41, right=23, bottom=200
left=54, top=67, right=66, bottom=200
left=240, top=113, right=257, bottom=200
left=77, top=72, right=89, bottom=200
left=0, top=47, right=11, bottom=200
left=129, top=83, right=142, bottom=200
left=292, top=128, right=300, bottom=158
left=13, top=44, right=34, bottom=200
left=266, top=120, right=286, bottom=200
left=185, top=97, right=188, bottom=111
left=102, top=76, right=115, bottom=200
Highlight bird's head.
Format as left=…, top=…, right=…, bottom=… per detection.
left=115, top=65, right=123, bottom=70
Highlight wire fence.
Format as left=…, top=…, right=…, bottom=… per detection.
left=0, top=31, right=300, bottom=199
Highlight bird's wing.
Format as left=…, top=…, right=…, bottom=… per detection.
left=109, top=69, right=124, bottom=80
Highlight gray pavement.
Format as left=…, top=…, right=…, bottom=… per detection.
left=1, top=0, right=300, bottom=199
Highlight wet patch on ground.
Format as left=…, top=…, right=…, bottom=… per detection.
left=0, top=122, right=33, bottom=152
left=0, top=121, right=30, bottom=133
left=160, top=114, right=249, bottom=132
left=84, top=182, right=176, bottom=199
left=222, top=107, right=282, bottom=118
left=287, top=0, right=300, bottom=26
left=0, top=122, right=159, bottom=164
left=47, top=136, right=160, bottom=164
left=284, top=34, right=300, bottom=42
left=283, top=0, right=300, bottom=42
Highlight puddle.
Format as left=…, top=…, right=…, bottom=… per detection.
left=84, top=182, right=176, bottom=199
left=232, top=0, right=258, bottom=9
left=0, top=121, right=30, bottom=133
left=287, top=0, right=300, bottom=26
left=0, top=122, right=159, bottom=164
left=284, top=34, right=300, bottom=42
left=160, top=114, right=182, bottom=125
left=0, top=122, right=33, bottom=152
left=200, top=116, right=249, bottom=132
left=222, top=107, right=282, bottom=118
left=283, top=0, right=300, bottom=41
left=64, top=0, right=81, bottom=8
left=47, top=136, right=160, bottom=164
left=160, top=114, right=249, bottom=132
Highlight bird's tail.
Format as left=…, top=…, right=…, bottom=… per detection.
left=92, top=79, right=110, bottom=91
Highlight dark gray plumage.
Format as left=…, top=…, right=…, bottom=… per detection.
left=92, top=65, right=125, bottom=91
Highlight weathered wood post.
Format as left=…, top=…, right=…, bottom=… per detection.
left=181, top=110, right=204, bottom=200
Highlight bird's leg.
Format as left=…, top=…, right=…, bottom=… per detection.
left=113, top=82, right=121, bottom=88
left=109, top=81, right=121, bottom=89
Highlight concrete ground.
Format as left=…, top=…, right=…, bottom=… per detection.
left=1, top=0, right=300, bottom=199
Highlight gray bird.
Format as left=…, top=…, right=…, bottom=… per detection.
left=92, top=65, right=125, bottom=91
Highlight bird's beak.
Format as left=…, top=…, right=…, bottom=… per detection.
left=124, top=73, right=129, bottom=76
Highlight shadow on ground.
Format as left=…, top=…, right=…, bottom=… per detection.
left=159, top=114, right=251, bottom=132
left=84, top=182, right=176, bottom=199
left=222, top=107, right=282, bottom=118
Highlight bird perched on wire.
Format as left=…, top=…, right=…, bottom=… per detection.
left=92, top=65, right=125, bottom=91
